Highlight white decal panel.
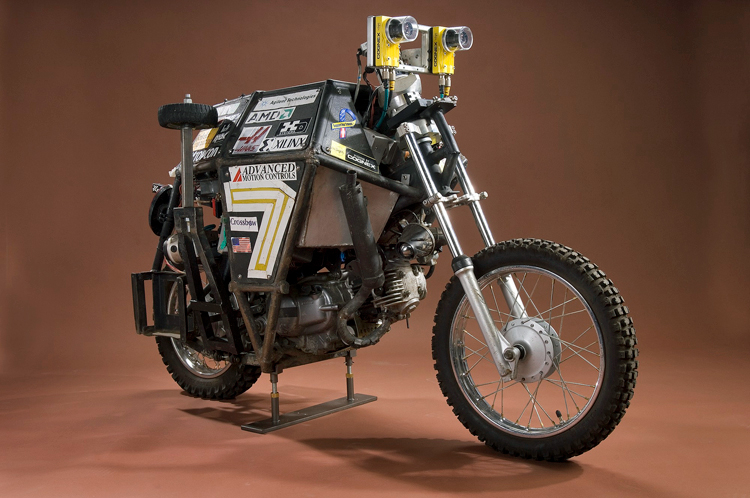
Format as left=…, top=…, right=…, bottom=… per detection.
left=224, top=179, right=297, bottom=280
left=259, top=135, right=307, bottom=153
left=229, top=216, right=259, bottom=232
left=229, top=163, right=297, bottom=182
left=233, top=126, right=272, bottom=154
left=253, top=89, right=320, bottom=111
left=245, top=107, right=295, bottom=124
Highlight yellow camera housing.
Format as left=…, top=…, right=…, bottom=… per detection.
left=372, top=16, right=401, bottom=68
left=430, top=26, right=456, bottom=75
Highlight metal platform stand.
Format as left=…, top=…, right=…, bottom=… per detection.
left=241, top=351, right=377, bottom=434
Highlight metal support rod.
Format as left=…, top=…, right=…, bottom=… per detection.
left=180, top=94, right=194, bottom=209
left=345, top=353, right=355, bottom=401
left=258, top=159, right=317, bottom=372
left=455, top=156, right=494, bottom=246
left=270, top=372, right=280, bottom=425
left=455, top=156, right=527, bottom=320
left=316, top=153, right=421, bottom=198
left=403, top=132, right=463, bottom=257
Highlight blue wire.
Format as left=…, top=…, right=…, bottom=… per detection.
left=375, top=88, right=389, bottom=130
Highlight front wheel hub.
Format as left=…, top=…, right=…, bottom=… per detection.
left=503, top=319, right=561, bottom=383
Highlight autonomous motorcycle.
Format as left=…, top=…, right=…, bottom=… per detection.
left=132, top=15, right=638, bottom=460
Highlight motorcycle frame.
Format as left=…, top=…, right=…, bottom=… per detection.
left=134, top=82, right=524, bottom=378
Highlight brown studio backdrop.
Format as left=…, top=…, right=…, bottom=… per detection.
left=0, top=0, right=748, bottom=374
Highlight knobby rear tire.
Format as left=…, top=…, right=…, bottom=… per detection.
left=156, top=336, right=261, bottom=400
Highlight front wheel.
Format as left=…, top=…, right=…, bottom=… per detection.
left=432, top=239, right=638, bottom=461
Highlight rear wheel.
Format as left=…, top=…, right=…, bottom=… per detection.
left=432, top=239, right=638, bottom=460
left=156, top=336, right=260, bottom=400
left=156, top=276, right=261, bottom=400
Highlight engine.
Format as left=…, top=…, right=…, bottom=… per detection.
left=270, top=215, right=438, bottom=355
left=276, top=276, right=351, bottom=338
left=372, top=260, right=427, bottom=317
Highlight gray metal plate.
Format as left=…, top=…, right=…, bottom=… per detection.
left=240, top=394, right=377, bottom=434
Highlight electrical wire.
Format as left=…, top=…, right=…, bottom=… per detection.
left=368, top=69, right=385, bottom=129
left=363, top=68, right=375, bottom=90
left=375, top=87, right=389, bottom=130
left=353, top=49, right=363, bottom=108
left=364, top=86, right=378, bottom=128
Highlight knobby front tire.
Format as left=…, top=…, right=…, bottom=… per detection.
left=432, top=239, right=638, bottom=461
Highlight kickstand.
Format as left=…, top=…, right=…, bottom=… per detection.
left=241, top=351, right=377, bottom=434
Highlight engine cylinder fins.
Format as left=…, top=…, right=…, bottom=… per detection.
left=372, top=262, right=427, bottom=317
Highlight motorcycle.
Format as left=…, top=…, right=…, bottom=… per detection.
left=132, top=15, right=638, bottom=461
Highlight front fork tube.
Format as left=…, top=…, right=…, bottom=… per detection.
left=404, top=132, right=520, bottom=378
left=455, top=156, right=528, bottom=320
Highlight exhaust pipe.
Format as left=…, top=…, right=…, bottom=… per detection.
left=337, top=171, right=390, bottom=347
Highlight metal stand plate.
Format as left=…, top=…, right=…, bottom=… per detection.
left=241, top=352, right=376, bottom=434
left=241, top=393, right=377, bottom=434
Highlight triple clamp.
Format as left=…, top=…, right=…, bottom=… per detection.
left=423, top=190, right=488, bottom=210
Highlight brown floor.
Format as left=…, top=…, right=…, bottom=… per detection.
left=1, top=340, right=747, bottom=498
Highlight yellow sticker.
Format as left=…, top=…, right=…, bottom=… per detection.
left=192, top=127, right=218, bottom=151
left=331, top=120, right=356, bottom=130
left=330, top=140, right=347, bottom=161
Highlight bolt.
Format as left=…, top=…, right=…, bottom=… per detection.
left=503, top=348, right=516, bottom=361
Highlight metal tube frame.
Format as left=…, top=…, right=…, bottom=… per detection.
left=180, top=94, right=194, bottom=209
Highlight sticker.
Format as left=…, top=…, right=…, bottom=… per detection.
left=229, top=216, right=259, bottom=232
left=152, top=183, right=165, bottom=193
left=245, top=107, right=295, bottom=124
left=231, top=237, right=252, bottom=253
left=332, top=108, right=357, bottom=139
left=258, top=135, right=307, bottom=153
left=253, top=89, right=320, bottom=112
left=330, top=140, right=377, bottom=171
left=230, top=163, right=297, bottom=182
left=224, top=180, right=297, bottom=279
left=233, top=125, right=272, bottom=154
left=193, top=128, right=218, bottom=151
left=210, top=121, right=233, bottom=145
left=275, top=118, right=310, bottom=137
left=193, top=146, right=220, bottom=162
left=217, top=101, right=240, bottom=120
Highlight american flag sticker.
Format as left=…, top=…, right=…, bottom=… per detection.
left=231, top=237, right=252, bottom=253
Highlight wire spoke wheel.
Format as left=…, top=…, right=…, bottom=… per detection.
left=452, top=266, right=602, bottom=436
left=170, top=338, right=231, bottom=378
left=155, top=264, right=261, bottom=400
left=166, top=279, right=232, bottom=379
left=433, top=239, right=638, bottom=461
